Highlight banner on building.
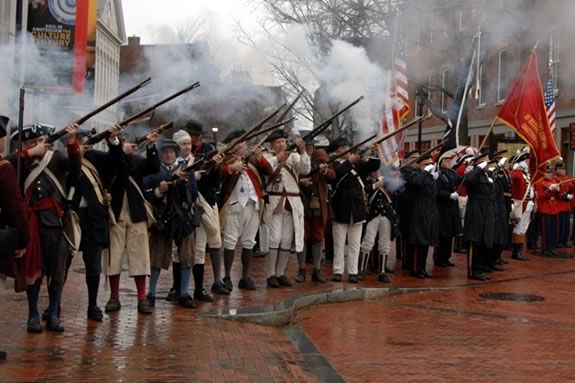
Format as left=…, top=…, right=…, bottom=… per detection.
left=25, top=0, right=90, bottom=93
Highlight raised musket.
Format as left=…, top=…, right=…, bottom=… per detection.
left=134, top=121, right=174, bottom=146
left=47, top=77, right=151, bottom=143
left=84, top=81, right=200, bottom=145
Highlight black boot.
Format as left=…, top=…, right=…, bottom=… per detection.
left=512, top=243, right=528, bottom=261
left=192, top=264, right=213, bottom=302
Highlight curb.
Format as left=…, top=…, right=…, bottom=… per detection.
left=201, top=286, right=432, bottom=326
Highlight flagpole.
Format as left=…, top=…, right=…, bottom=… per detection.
left=478, top=116, right=497, bottom=153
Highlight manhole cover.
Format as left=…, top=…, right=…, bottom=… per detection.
left=479, top=292, right=545, bottom=302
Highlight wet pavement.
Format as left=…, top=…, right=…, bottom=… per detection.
left=0, top=246, right=574, bottom=382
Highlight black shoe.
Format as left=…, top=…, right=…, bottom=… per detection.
left=267, top=276, right=281, bottom=288
left=211, top=281, right=231, bottom=295
left=422, top=270, right=433, bottom=278
left=165, top=290, right=180, bottom=302
left=384, top=266, right=395, bottom=274
left=469, top=273, right=489, bottom=281
left=238, top=278, right=256, bottom=290
left=104, top=298, right=121, bottom=313
left=178, top=295, right=197, bottom=309
left=46, top=316, right=65, bottom=332
left=311, top=269, right=327, bottom=283
left=550, top=250, right=573, bottom=259
left=295, top=268, right=306, bottom=283
left=0, top=351, right=6, bottom=361
left=331, top=273, right=342, bottom=282
left=512, top=253, right=528, bottom=261
left=357, top=271, right=366, bottom=281
left=445, top=261, right=456, bottom=267
left=496, top=258, right=509, bottom=265
left=27, top=318, right=43, bottom=333
left=41, top=305, right=61, bottom=321
left=137, top=300, right=153, bottom=314
left=489, top=265, right=505, bottom=272
left=378, top=273, right=391, bottom=283
left=349, top=274, right=359, bottom=283
left=434, top=262, right=447, bottom=268
left=223, top=277, right=233, bottom=292
left=146, top=294, right=156, bottom=308
left=277, top=275, right=293, bottom=287
left=87, top=306, right=104, bottom=322
left=194, top=289, right=214, bottom=302
left=253, top=249, right=267, bottom=258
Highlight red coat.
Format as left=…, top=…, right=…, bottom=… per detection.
left=219, top=155, right=273, bottom=207
left=455, top=163, right=467, bottom=196
left=556, top=175, right=573, bottom=213
left=535, top=178, right=560, bottom=215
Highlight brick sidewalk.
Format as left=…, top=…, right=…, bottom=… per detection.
left=0, top=246, right=573, bottom=382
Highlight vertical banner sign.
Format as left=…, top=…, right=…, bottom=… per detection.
left=72, top=0, right=88, bottom=93
left=27, top=0, right=89, bottom=93
left=85, top=0, right=97, bottom=96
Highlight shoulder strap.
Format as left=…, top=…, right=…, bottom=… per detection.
left=24, top=150, right=54, bottom=193
left=81, top=158, right=106, bottom=205
left=128, top=176, right=147, bottom=202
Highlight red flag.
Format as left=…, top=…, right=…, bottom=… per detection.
left=496, top=50, right=560, bottom=184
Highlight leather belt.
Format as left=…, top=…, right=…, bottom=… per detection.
left=268, top=191, right=300, bottom=197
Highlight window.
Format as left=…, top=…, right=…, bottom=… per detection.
left=403, top=142, right=411, bottom=154
left=420, top=140, right=431, bottom=151
left=478, top=56, right=486, bottom=106
left=497, top=49, right=507, bottom=102
left=427, top=73, right=435, bottom=116
left=549, top=31, right=560, bottom=92
left=441, top=69, right=448, bottom=112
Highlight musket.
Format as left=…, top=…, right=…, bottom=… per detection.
left=247, top=117, right=296, bottom=143
left=329, top=133, right=378, bottom=163
left=400, top=140, right=446, bottom=169
left=85, top=81, right=200, bottom=145
left=287, top=95, right=365, bottom=152
left=168, top=158, right=207, bottom=181
left=274, top=91, right=303, bottom=124
left=134, top=121, right=174, bottom=146
left=47, top=78, right=151, bottom=143
left=16, top=89, right=25, bottom=188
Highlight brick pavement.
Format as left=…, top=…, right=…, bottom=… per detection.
left=298, top=250, right=575, bottom=383
left=0, top=245, right=573, bottom=382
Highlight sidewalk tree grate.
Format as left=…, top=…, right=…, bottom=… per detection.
left=479, top=292, right=545, bottom=302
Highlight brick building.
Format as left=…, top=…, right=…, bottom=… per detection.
left=402, top=0, right=575, bottom=173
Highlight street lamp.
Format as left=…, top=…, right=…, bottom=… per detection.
left=211, top=126, right=219, bottom=143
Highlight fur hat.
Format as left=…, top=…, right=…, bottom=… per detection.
left=172, top=129, right=192, bottom=145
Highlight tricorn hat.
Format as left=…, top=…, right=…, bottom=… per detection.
left=471, top=152, right=489, bottom=166
left=326, top=137, right=350, bottom=154
left=266, top=129, right=288, bottom=143
left=10, top=123, right=55, bottom=141
left=404, top=149, right=420, bottom=160
left=185, top=119, right=203, bottom=136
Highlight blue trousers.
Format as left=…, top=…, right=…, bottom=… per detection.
left=539, top=214, right=558, bottom=252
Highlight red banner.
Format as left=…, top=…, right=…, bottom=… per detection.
left=496, top=50, right=560, bottom=184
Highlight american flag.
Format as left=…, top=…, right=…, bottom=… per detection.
left=379, top=33, right=411, bottom=162
left=544, top=74, right=557, bottom=132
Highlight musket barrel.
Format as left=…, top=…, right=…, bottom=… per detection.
left=47, top=77, right=152, bottom=143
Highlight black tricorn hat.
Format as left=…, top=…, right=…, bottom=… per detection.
left=554, top=161, right=565, bottom=170
left=266, top=129, right=288, bottom=143
left=416, top=153, right=433, bottom=165
left=326, top=137, right=351, bottom=154
left=404, top=149, right=420, bottom=159
left=0, top=115, right=8, bottom=138
left=491, top=149, right=508, bottom=160
left=223, top=129, right=245, bottom=144
left=185, top=119, right=203, bottom=136
left=159, top=139, right=180, bottom=154
left=10, top=123, right=55, bottom=141
left=471, top=152, right=489, bottom=165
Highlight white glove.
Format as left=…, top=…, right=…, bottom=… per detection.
left=450, top=192, right=459, bottom=200
left=465, top=165, right=473, bottom=174
left=477, top=161, right=487, bottom=169
left=567, top=194, right=573, bottom=200
left=424, top=164, right=434, bottom=172
left=432, top=171, right=439, bottom=180
left=487, top=166, right=495, bottom=172
left=549, top=183, right=560, bottom=191
left=498, top=157, right=508, bottom=167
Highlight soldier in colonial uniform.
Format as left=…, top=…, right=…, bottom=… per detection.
left=219, top=131, right=273, bottom=291
left=397, top=150, right=420, bottom=270
left=509, top=150, right=533, bottom=261
left=328, top=138, right=380, bottom=283
left=263, top=130, right=310, bottom=288
left=435, top=154, right=463, bottom=267
left=0, top=117, right=29, bottom=357
left=554, top=161, right=573, bottom=248
left=8, top=123, right=80, bottom=332
left=102, top=129, right=159, bottom=315
left=464, top=153, right=495, bottom=281
left=406, top=154, right=439, bottom=278
left=535, top=163, right=561, bottom=257
left=298, top=139, right=334, bottom=283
